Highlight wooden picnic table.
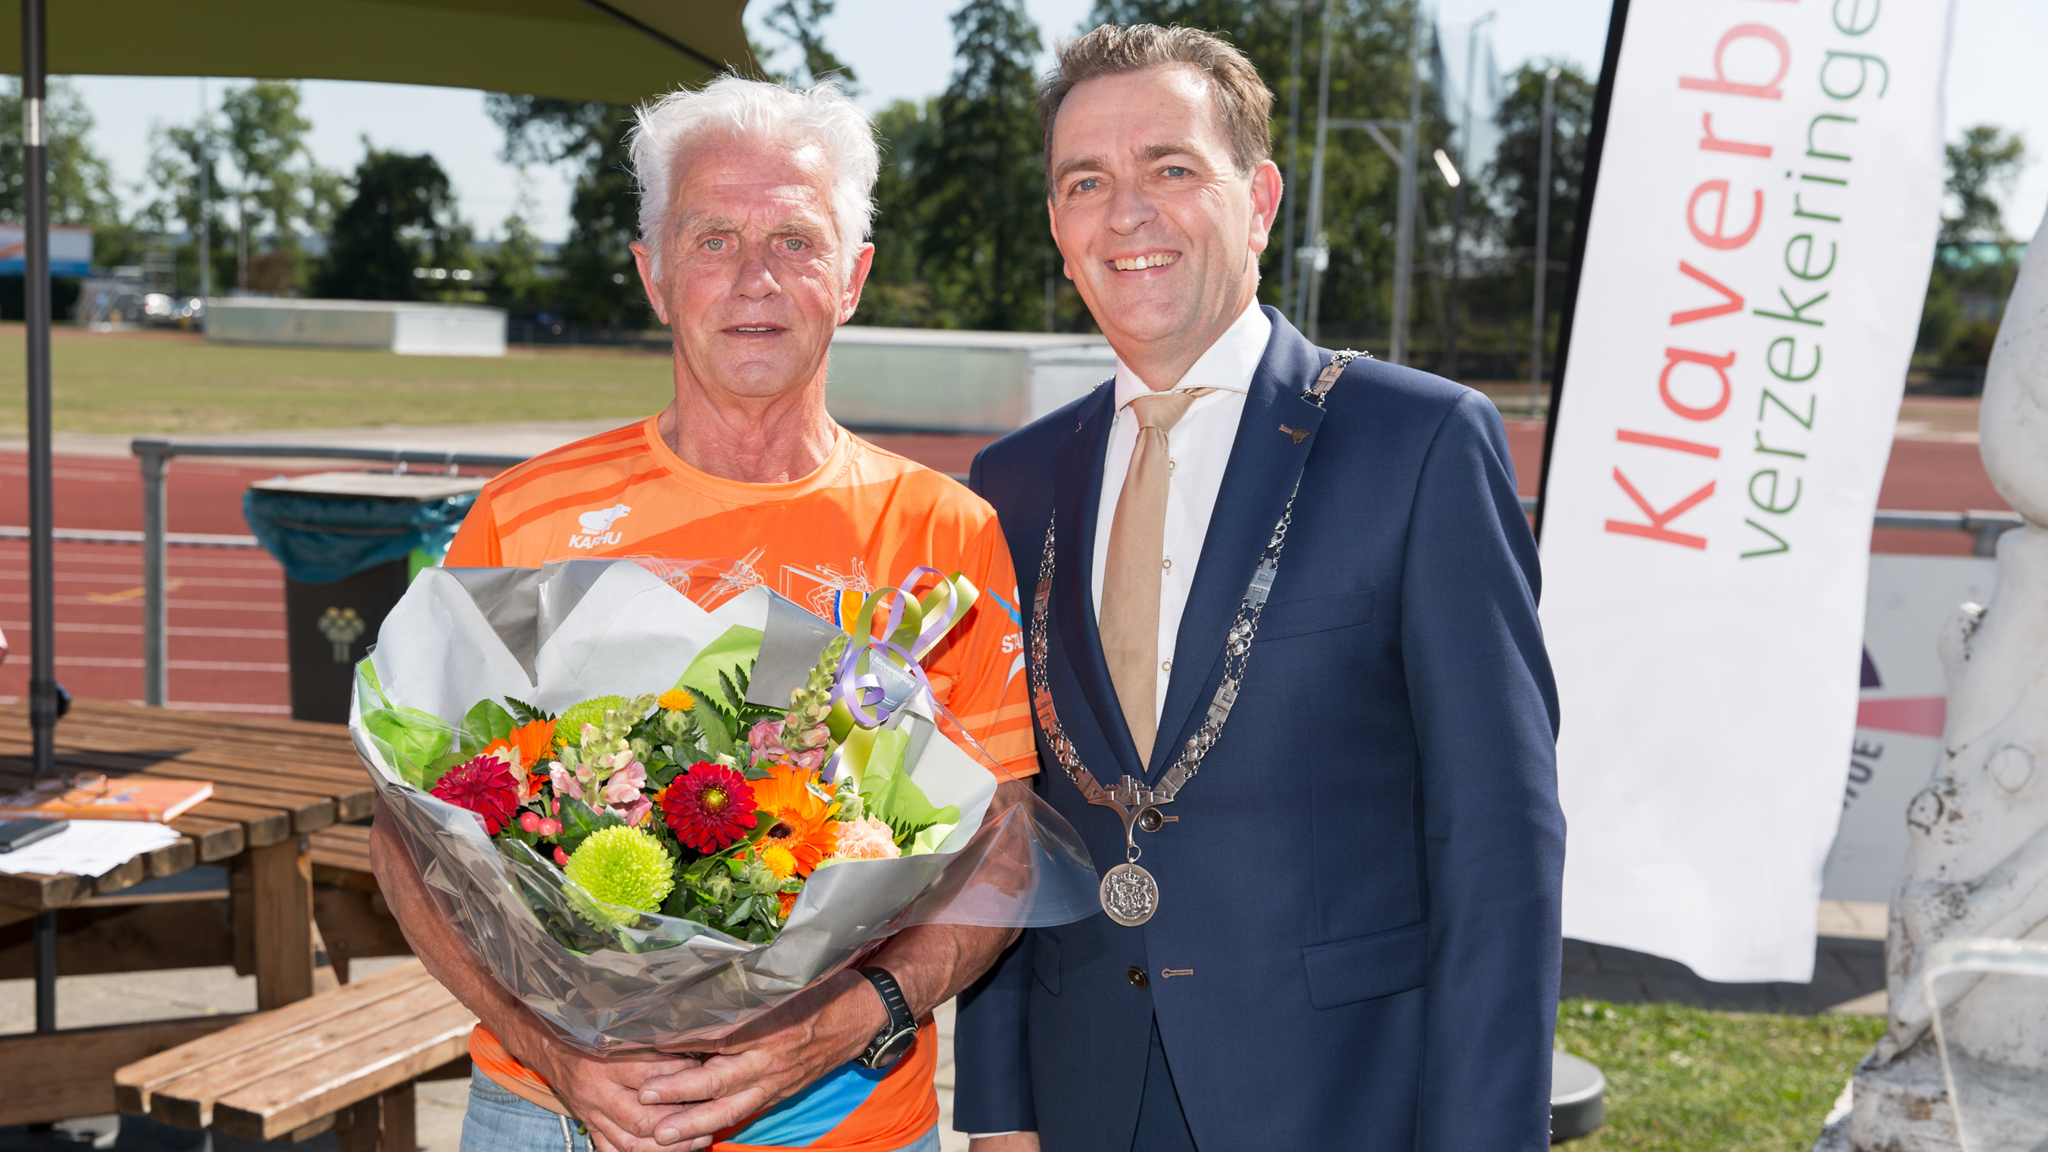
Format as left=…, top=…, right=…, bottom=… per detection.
left=0, top=698, right=383, bottom=1129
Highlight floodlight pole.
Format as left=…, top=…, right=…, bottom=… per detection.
left=1299, top=0, right=1335, bottom=338
left=1442, top=10, right=1494, bottom=379
left=1279, top=0, right=1305, bottom=317
left=198, top=78, right=211, bottom=312
left=1528, top=66, right=1559, bottom=418
left=22, top=0, right=59, bottom=1040
left=1391, top=3, right=1422, bottom=366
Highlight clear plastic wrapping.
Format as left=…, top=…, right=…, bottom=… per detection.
left=353, top=558, right=1097, bottom=1051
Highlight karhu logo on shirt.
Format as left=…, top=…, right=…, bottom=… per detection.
left=569, top=503, right=630, bottom=549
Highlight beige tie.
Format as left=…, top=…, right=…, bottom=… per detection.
left=1101, top=388, right=1213, bottom=762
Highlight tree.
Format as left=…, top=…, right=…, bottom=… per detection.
left=1942, top=125, right=2027, bottom=246
left=857, top=100, right=942, bottom=326
left=914, top=0, right=1047, bottom=330
left=487, top=94, right=650, bottom=328
left=217, top=81, right=342, bottom=292
left=486, top=201, right=553, bottom=317
left=761, top=0, right=858, bottom=89
left=0, top=78, right=118, bottom=228
left=1917, top=125, right=2028, bottom=378
left=1483, top=60, right=1593, bottom=375
left=1082, top=0, right=1451, bottom=347
left=142, top=120, right=232, bottom=295
left=315, top=147, right=473, bottom=301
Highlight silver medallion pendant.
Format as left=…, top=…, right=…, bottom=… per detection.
left=1100, top=862, right=1159, bottom=926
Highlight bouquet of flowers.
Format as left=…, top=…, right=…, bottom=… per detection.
left=355, top=558, right=1095, bottom=1049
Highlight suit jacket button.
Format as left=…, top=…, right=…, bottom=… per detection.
left=1127, top=966, right=1149, bottom=989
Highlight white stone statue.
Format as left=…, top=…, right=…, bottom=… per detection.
left=1842, top=203, right=2048, bottom=1150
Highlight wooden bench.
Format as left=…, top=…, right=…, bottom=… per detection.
left=0, top=700, right=414, bottom=1131
left=310, top=822, right=414, bottom=982
left=116, top=958, right=475, bottom=1150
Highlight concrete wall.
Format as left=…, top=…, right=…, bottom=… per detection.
left=824, top=327, right=1115, bottom=434
left=207, top=298, right=507, bottom=357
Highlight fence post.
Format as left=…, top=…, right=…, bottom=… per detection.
left=135, top=439, right=170, bottom=706
left=1969, top=515, right=2019, bottom=559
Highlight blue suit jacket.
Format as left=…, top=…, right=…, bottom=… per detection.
left=954, top=310, right=1565, bottom=1150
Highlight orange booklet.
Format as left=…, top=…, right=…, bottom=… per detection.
left=0, top=774, right=213, bottom=823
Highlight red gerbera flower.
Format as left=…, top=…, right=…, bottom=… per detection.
left=661, top=762, right=759, bottom=854
left=431, top=751, right=521, bottom=835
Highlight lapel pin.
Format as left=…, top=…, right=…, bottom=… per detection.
left=1278, top=424, right=1309, bottom=445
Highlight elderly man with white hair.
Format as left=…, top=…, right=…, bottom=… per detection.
left=371, top=76, right=1039, bottom=1152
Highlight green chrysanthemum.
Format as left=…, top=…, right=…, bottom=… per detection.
left=563, top=825, right=675, bottom=926
left=556, top=695, right=628, bottom=748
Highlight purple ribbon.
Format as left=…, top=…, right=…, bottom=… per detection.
left=828, top=567, right=966, bottom=732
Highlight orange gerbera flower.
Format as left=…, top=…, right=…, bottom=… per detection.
left=745, top=762, right=838, bottom=879
left=485, top=719, right=557, bottom=770
left=750, top=761, right=830, bottom=822
left=657, top=689, right=695, bottom=712
left=485, top=718, right=558, bottom=799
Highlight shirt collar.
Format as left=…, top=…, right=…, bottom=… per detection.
left=1112, top=300, right=1272, bottom=411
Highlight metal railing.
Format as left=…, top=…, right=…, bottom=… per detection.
left=72, top=441, right=2029, bottom=708
left=130, top=439, right=528, bottom=706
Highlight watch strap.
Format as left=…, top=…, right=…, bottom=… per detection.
left=859, top=965, right=914, bottom=1034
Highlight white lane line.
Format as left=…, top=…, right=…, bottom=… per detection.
left=0, top=593, right=283, bottom=612
left=0, top=621, right=287, bottom=639
left=52, top=657, right=291, bottom=672
left=0, top=695, right=297, bottom=716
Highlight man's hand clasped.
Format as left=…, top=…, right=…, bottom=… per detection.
left=635, top=970, right=886, bottom=1147
left=518, top=1045, right=702, bottom=1152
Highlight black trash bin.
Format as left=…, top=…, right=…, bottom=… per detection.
left=244, top=472, right=484, bottom=722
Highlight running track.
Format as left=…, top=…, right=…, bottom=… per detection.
left=0, top=424, right=2007, bottom=716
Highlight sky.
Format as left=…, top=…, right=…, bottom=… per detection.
left=64, top=0, right=2047, bottom=246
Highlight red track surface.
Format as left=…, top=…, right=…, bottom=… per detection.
left=0, top=425, right=2004, bottom=716
left=0, top=455, right=359, bottom=715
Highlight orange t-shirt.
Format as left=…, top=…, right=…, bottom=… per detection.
left=444, top=415, right=1033, bottom=1152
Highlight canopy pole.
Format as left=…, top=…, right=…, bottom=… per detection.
left=24, top=0, right=53, bottom=783
left=22, top=0, right=59, bottom=1044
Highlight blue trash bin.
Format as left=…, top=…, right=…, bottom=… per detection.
left=244, top=472, right=483, bottom=721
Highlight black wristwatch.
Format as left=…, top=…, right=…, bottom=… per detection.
left=856, top=965, right=918, bottom=1070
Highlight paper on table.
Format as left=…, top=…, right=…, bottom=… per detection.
left=0, top=819, right=182, bottom=877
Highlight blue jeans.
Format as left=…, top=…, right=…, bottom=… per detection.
left=460, top=1066, right=942, bottom=1152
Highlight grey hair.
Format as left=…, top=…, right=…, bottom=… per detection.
left=628, top=75, right=879, bottom=279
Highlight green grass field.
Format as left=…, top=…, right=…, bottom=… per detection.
left=1559, top=1000, right=1883, bottom=1151
left=0, top=324, right=676, bottom=433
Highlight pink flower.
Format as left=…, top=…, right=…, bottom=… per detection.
left=749, top=719, right=792, bottom=762
left=828, top=817, right=902, bottom=862
left=791, top=746, right=826, bottom=771
left=549, top=763, right=583, bottom=801
left=601, top=759, right=647, bottom=808
left=620, top=797, right=654, bottom=827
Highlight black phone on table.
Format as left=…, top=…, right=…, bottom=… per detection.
left=0, top=818, right=69, bottom=852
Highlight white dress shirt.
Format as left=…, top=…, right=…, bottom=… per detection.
left=1090, top=300, right=1273, bottom=723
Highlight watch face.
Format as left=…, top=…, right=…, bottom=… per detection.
left=867, top=1028, right=918, bottom=1069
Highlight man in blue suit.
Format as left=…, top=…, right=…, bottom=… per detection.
left=954, top=24, right=1565, bottom=1152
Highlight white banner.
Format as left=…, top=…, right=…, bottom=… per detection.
left=1542, top=0, right=1955, bottom=982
